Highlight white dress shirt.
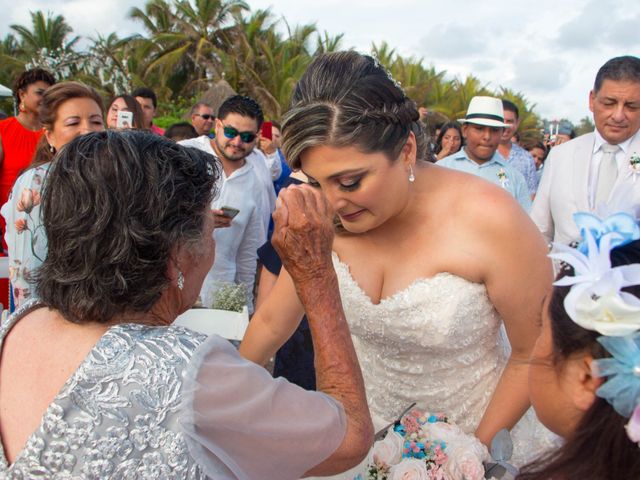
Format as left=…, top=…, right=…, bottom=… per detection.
left=178, top=136, right=272, bottom=312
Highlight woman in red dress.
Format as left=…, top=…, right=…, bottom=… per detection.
left=0, top=69, right=55, bottom=308
left=0, top=69, right=55, bottom=237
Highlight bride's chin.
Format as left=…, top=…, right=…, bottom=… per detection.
left=340, top=220, right=381, bottom=235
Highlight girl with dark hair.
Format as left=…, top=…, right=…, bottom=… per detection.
left=239, top=51, right=557, bottom=471
left=106, top=94, right=145, bottom=130
left=0, top=81, right=104, bottom=308
left=434, top=121, right=463, bottom=160
left=521, top=214, right=640, bottom=479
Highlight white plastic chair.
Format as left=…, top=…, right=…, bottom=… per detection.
left=174, top=306, right=249, bottom=341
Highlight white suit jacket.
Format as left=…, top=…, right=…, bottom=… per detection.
left=531, top=131, right=640, bottom=245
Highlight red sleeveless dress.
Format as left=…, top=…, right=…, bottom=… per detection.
left=0, top=117, right=42, bottom=308
left=0, top=117, right=43, bottom=210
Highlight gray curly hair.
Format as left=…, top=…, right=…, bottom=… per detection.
left=282, top=51, right=429, bottom=169
left=35, top=130, right=219, bottom=324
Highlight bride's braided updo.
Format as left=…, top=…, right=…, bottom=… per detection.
left=282, top=51, right=428, bottom=169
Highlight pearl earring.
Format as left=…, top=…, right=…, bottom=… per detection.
left=408, top=165, right=415, bottom=183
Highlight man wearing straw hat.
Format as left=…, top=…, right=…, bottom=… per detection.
left=437, top=96, right=532, bottom=211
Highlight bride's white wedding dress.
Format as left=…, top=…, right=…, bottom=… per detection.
left=328, top=252, right=558, bottom=475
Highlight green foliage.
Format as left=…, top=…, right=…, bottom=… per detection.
left=0, top=1, right=548, bottom=130
left=575, top=116, right=595, bottom=136
left=210, top=282, right=247, bottom=312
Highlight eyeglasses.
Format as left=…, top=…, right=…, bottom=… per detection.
left=222, top=125, right=257, bottom=143
left=194, top=113, right=215, bottom=120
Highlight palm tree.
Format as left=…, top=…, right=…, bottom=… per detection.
left=0, top=34, right=24, bottom=83
left=315, top=31, right=344, bottom=54
left=371, top=41, right=396, bottom=70
left=498, top=87, right=542, bottom=146
left=222, top=10, right=317, bottom=119
left=11, top=11, right=79, bottom=56
left=429, top=75, right=491, bottom=120
left=130, top=0, right=249, bottom=97
left=82, top=32, right=147, bottom=95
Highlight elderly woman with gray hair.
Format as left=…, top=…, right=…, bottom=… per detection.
left=0, top=130, right=372, bottom=478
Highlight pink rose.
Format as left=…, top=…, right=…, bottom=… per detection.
left=389, top=458, right=429, bottom=480
left=369, top=430, right=404, bottom=468
left=444, top=446, right=486, bottom=480
left=17, top=188, right=34, bottom=213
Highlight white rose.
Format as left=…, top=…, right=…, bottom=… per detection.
left=425, top=421, right=459, bottom=445
left=389, top=458, right=429, bottom=480
left=444, top=445, right=486, bottom=480
left=368, top=430, right=404, bottom=468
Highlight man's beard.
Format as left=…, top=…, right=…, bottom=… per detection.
left=215, top=138, right=250, bottom=162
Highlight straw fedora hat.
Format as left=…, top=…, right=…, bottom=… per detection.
left=458, top=96, right=508, bottom=128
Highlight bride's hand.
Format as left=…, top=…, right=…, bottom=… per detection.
left=271, top=185, right=335, bottom=284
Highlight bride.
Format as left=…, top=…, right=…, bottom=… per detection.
left=239, top=51, right=555, bottom=466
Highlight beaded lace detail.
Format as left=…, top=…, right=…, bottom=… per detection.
left=0, top=300, right=207, bottom=479
left=332, top=252, right=560, bottom=466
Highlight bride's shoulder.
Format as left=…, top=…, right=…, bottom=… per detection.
left=426, top=167, right=519, bottom=217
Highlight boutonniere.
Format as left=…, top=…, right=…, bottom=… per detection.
left=497, top=168, right=509, bottom=189
left=629, top=153, right=640, bottom=182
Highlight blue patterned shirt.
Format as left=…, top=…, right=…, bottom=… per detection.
left=500, top=143, right=539, bottom=194
left=438, top=149, right=532, bottom=211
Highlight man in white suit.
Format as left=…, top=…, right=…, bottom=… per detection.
left=531, top=56, right=640, bottom=245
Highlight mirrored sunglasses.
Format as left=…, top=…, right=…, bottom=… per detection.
left=223, top=125, right=257, bottom=143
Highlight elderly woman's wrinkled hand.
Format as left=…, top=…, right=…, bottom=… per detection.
left=272, top=185, right=334, bottom=283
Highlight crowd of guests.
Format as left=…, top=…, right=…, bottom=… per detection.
left=0, top=53, right=639, bottom=479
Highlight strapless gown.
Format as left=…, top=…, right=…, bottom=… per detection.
left=328, top=252, right=558, bottom=475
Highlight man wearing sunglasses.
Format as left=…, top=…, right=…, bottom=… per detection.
left=179, top=95, right=275, bottom=313
left=190, top=102, right=216, bottom=138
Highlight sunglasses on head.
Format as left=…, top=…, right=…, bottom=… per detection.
left=195, top=113, right=215, bottom=120
left=222, top=125, right=257, bottom=143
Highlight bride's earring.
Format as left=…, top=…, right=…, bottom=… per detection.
left=408, top=165, right=415, bottom=183
left=177, top=271, right=185, bottom=290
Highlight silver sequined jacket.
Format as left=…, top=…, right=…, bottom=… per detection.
left=0, top=301, right=208, bottom=480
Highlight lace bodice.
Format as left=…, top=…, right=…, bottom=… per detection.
left=332, top=253, right=559, bottom=468
left=0, top=301, right=207, bottom=479
left=333, top=253, right=505, bottom=433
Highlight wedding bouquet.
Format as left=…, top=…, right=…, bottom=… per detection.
left=362, top=409, right=491, bottom=480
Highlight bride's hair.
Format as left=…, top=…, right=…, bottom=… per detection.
left=281, top=51, right=429, bottom=169
left=518, top=240, right=640, bottom=480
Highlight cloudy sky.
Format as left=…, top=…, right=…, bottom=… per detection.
left=1, top=0, right=639, bottom=123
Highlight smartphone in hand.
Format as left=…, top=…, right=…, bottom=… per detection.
left=220, top=206, right=240, bottom=219
left=116, top=111, right=134, bottom=129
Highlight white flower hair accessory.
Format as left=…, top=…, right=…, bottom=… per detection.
left=550, top=230, right=640, bottom=336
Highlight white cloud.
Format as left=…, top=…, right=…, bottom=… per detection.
left=1, top=0, right=638, bottom=123
left=511, top=55, right=570, bottom=92
left=419, top=23, right=489, bottom=59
